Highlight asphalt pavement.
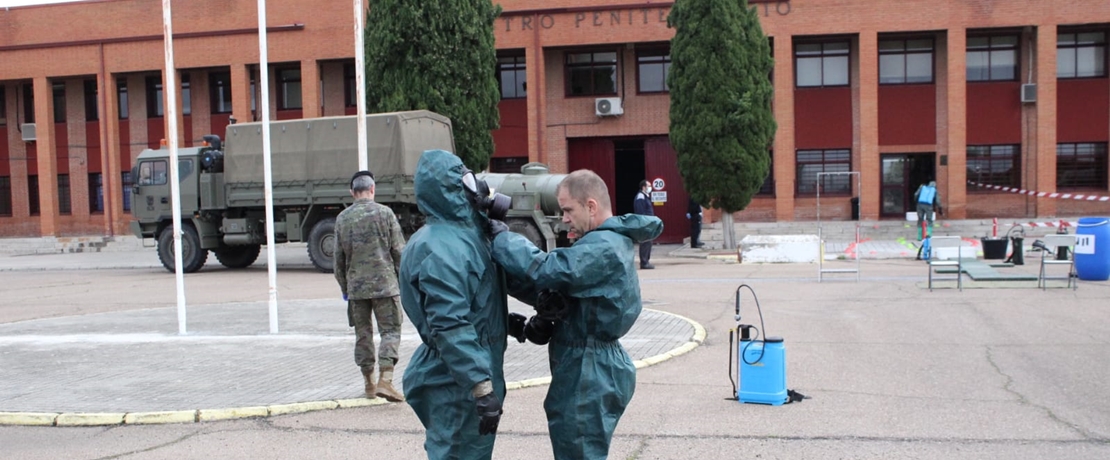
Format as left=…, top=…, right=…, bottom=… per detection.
left=2, top=239, right=1110, bottom=459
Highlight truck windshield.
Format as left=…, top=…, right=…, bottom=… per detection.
left=138, top=159, right=193, bottom=185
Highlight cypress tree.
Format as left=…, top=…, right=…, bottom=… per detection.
left=668, top=0, right=776, bottom=247
left=365, top=0, right=502, bottom=171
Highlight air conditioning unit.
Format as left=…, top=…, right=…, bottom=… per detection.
left=1020, top=84, right=1037, bottom=104
left=21, top=123, right=36, bottom=142
left=595, top=97, right=624, bottom=117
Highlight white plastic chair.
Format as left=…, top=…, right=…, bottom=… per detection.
left=928, top=236, right=963, bottom=291
left=1038, top=234, right=1078, bottom=290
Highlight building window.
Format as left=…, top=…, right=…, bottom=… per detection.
left=146, top=75, right=163, bottom=118
left=967, top=35, right=1018, bottom=81
left=57, top=174, right=71, bottom=215
left=277, top=68, right=302, bottom=110
left=343, top=63, right=357, bottom=107
left=182, top=73, right=191, bottom=116
left=637, top=47, right=671, bottom=93
left=53, top=83, right=66, bottom=123
left=0, top=176, right=11, bottom=216
left=966, top=145, right=1020, bottom=189
left=879, top=38, right=934, bottom=84
left=795, top=41, right=850, bottom=88
left=498, top=53, right=527, bottom=99
left=122, top=171, right=132, bottom=213
left=758, top=152, right=775, bottom=196
left=84, top=79, right=99, bottom=121
left=796, top=149, right=851, bottom=194
left=28, top=175, right=40, bottom=216
left=88, top=173, right=104, bottom=214
left=209, top=72, right=232, bottom=114
left=565, top=51, right=618, bottom=96
left=1058, top=31, right=1107, bottom=79
left=1057, top=143, right=1108, bottom=189
left=0, top=87, right=6, bottom=125
left=118, top=78, right=129, bottom=120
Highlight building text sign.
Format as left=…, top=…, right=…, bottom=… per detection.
left=501, top=2, right=790, bottom=32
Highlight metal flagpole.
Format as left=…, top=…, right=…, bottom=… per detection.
left=161, top=0, right=187, bottom=335
left=354, top=0, right=368, bottom=170
left=258, top=0, right=280, bottom=333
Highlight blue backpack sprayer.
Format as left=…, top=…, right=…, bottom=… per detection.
left=728, top=284, right=804, bottom=405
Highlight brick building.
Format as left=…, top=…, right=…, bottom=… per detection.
left=2, top=0, right=1108, bottom=244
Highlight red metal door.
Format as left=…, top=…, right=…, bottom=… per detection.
left=644, top=137, right=688, bottom=244
left=568, top=138, right=617, bottom=215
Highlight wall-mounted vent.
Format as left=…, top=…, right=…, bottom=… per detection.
left=1021, top=84, right=1037, bottom=104
left=21, top=123, right=36, bottom=142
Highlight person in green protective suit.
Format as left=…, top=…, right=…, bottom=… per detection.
left=399, top=149, right=510, bottom=459
left=487, top=169, right=663, bottom=460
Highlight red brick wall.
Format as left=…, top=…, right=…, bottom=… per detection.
left=795, top=87, right=853, bottom=149
left=879, top=84, right=937, bottom=145
left=966, top=82, right=1022, bottom=144
left=1057, top=79, right=1110, bottom=143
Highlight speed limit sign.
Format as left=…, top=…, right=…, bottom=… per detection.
left=652, top=178, right=665, bottom=190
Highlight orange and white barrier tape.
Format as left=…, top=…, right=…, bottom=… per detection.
left=968, top=181, right=1110, bottom=202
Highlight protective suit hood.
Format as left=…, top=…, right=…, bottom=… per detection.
left=596, top=214, right=663, bottom=244
left=414, top=149, right=474, bottom=224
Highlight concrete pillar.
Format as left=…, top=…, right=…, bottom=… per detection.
left=102, top=73, right=122, bottom=235
left=1034, top=24, right=1058, bottom=217
left=300, top=59, right=320, bottom=119
left=857, top=31, right=880, bottom=220
left=231, top=64, right=252, bottom=123
left=32, top=76, right=58, bottom=236
left=772, top=36, right=796, bottom=220
left=945, top=28, right=968, bottom=219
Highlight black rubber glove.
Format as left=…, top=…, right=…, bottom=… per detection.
left=488, top=219, right=509, bottom=238
left=475, top=393, right=502, bottom=435
left=523, top=316, right=556, bottom=345
left=507, top=312, right=527, bottom=343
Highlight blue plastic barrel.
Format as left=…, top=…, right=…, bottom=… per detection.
left=1075, top=217, right=1110, bottom=281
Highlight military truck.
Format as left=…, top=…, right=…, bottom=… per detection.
left=130, top=110, right=569, bottom=273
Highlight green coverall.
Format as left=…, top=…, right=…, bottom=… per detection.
left=491, top=214, right=663, bottom=460
left=400, top=149, right=508, bottom=460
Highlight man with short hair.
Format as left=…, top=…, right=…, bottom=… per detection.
left=334, top=170, right=406, bottom=402
left=913, top=180, right=943, bottom=240
left=633, top=179, right=657, bottom=269
left=488, top=169, right=663, bottom=460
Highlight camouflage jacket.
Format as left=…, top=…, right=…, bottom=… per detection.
left=334, top=198, right=405, bottom=299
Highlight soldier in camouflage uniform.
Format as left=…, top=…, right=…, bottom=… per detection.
left=334, top=170, right=406, bottom=402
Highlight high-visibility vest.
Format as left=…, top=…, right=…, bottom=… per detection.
left=918, top=185, right=936, bottom=204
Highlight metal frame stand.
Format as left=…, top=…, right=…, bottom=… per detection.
left=817, top=171, right=862, bottom=282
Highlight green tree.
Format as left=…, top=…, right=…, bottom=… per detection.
left=667, top=0, right=776, bottom=248
left=364, top=0, right=502, bottom=171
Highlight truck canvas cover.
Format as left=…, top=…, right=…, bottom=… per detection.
left=222, top=111, right=455, bottom=185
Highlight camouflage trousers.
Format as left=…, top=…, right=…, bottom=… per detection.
left=351, top=296, right=403, bottom=373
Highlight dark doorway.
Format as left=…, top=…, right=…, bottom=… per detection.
left=880, top=153, right=936, bottom=218
left=613, top=140, right=645, bottom=216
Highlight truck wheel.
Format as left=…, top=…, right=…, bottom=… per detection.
left=157, top=225, right=208, bottom=273
left=215, top=244, right=261, bottom=269
left=508, top=219, right=546, bottom=251
left=307, top=217, right=337, bottom=273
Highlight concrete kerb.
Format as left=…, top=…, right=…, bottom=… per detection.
left=0, top=308, right=706, bottom=427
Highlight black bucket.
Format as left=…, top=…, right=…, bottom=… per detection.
left=981, top=237, right=1008, bottom=260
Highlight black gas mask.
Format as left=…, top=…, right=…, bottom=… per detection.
left=461, top=170, right=511, bottom=221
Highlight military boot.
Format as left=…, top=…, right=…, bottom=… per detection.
left=375, top=368, right=405, bottom=402
left=362, top=368, right=376, bottom=399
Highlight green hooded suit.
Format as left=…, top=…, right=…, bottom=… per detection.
left=400, top=150, right=508, bottom=460
left=491, top=214, right=663, bottom=460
